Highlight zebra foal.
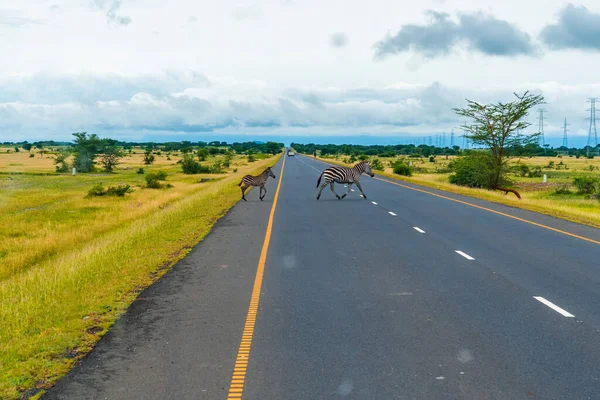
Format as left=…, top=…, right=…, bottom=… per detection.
left=238, top=166, right=276, bottom=201
left=316, top=161, right=374, bottom=200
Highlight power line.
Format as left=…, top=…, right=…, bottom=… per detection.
left=587, top=97, right=599, bottom=154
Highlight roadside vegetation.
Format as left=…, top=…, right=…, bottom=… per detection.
left=292, top=89, right=600, bottom=229
left=0, top=137, right=282, bottom=399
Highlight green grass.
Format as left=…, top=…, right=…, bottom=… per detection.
left=0, top=148, right=281, bottom=399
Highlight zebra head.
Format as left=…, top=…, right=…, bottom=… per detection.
left=265, top=167, right=276, bottom=179
left=359, top=161, right=375, bottom=177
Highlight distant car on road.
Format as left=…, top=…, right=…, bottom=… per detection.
left=287, top=150, right=295, bottom=157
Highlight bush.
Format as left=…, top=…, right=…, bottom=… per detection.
left=573, top=176, right=598, bottom=194
left=528, top=166, right=543, bottom=178
left=87, top=183, right=133, bottom=197
left=358, top=154, right=368, bottom=161
left=182, top=154, right=202, bottom=174
left=106, top=184, right=134, bottom=196
left=209, top=160, right=224, bottom=174
left=448, top=153, right=498, bottom=189
left=197, top=148, right=209, bottom=161
left=429, top=156, right=435, bottom=163
left=349, top=155, right=357, bottom=163
left=370, top=158, right=384, bottom=171
left=137, top=168, right=145, bottom=174
left=391, top=160, right=413, bottom=176
left=54, top=152, right=70, bottom=173
left=29, top=153, right=35, bottom=158
left=87, top=183, right=106, bottom=197
left=143, top=150, right=155, bottom=165
left=145, top=170, right=170, bottom=189
left=247, top=154, right=256, bottom=163
left=554, top=184, right=572, bottom=195
left=512, top=163, right=530, bottom=177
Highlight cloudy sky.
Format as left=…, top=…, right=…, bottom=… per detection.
left=1, top=0, right=600, bottom=145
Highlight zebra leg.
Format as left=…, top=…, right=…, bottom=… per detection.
left=316, top=182, right=328, bottom=200
left=330, top=182, right=341, bottom=200
left=262, top=186, right=267, bottom=200
left=241, top=185, right=249, bottom=201
left=341, top=183, right=352, bottom=199
left=259, top=186, right=266, bottom=201
left=355, top=181, right=367, bottom=199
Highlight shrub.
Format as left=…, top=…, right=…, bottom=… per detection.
left=106, top=184, right=134, bottom=196
left=182, top=154, right=202, bottom=174
left=512, top=163, right=530, bottom=177
left=429, top=156, right=435, bottom=163
left=54, top=152, right=70, bottom=173
left=358, top=154, right=368, bottom=161
left=223, top=152, right=234, bottom=168
left=137, top=168, right=145, bottom=174
left=197, top=148, right=209, bottom=161
left=544, top=161, right=555, bottom=169
left=448, top=153, right=498, bottom=189
left=143, top=150, right=155, bottom=165
left=209, top=160, right=224, bottom=174
left=349, top=155, right=357, bottom=163
left=145, top=170, right=169, bottom=189
left=87, top=183, right=106, bottom=197
left=87, top=183, right=133, bottom=197
left=391, top=160, right=413, bottom=176
left=247, top=154, right=256, bottom=162
left=573, top=176, right=598, bottom=194
left=554, top=184, right=572, bottom=195
left=233, top=168, right=238, bottom=173
left=528, top=166, right=543, bottom=178
left=370, top=158, right=384, bottom=171
left=29, top=153, right=34, bottom=158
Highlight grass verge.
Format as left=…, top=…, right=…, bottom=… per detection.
left=313, top=155, right=600, bottom=229
left=0, top=155, right=280, bottom=400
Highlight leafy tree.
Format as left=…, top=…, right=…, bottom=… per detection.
left=143, top=149, right=155, bottom=165
left=14, top=147, right=19, bottom=152
left=99, top=144, right=124, bottom=172
left=197, top=148, right=209, bottom=161
left=453, top=91, right=545, bottom=197
left=72, top=132, right=103, bottom=172
left=54, top=151, right=71, bottom=173
left=22, top=143, right=32, bottom=152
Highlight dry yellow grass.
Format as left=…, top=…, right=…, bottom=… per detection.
left=316, top=154, right=600, bottom=228
left=0, top=147, right=280, bottom=399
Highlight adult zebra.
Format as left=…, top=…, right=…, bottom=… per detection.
left=316, top=161, right=374, bottom=200
left=238, top=166, right=276, bottom=201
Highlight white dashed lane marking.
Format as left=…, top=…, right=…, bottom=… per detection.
left=455, top=250, right=475, bottom=260
left=371, top=201, right=378, bottom=205
left=388, top=212, right=397, bottom=216
left=533, top=296, right=575, bottom=317
left=413, top=227, right=426, bottom=234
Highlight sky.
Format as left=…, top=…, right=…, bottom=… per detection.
left=1, top=0, right=600, bottom=146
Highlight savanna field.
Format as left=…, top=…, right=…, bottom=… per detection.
left=0, top=146, right=279, bottom=399
left=2, top=143, right=600, bottom=399
left=314, top=152, right=600, bottom=228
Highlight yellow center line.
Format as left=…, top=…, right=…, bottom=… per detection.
left=373, top=176, right=600, bottom=246
left=226, top=155, right=286, bottom=400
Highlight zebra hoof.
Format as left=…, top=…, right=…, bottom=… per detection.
left=341, top=194, right=346, bottom=199
left=336, top=196, right=341, bottom=200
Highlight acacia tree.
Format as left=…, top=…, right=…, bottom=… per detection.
left=453, top=91, right=545, bottom=198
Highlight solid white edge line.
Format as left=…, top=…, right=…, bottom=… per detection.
left=388, top=211, right=397, bottom=216
left=413, top=227, right=426, bottom=233
left=455, top=250, right=475, bottom=260
left=371, top=201, right=378, bottom=205
left=533, top=296, right=575, bottom=317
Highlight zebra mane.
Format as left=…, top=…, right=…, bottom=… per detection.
left=354, top=161, right=369, bottom=172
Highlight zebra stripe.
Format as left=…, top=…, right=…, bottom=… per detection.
left=316, top=161, right=374, bottom=200
left=239, top=167, right=276, bottom=201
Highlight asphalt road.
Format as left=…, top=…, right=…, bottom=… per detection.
left=44, top=154, right=600, bottom=400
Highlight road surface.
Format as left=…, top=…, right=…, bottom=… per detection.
left=44, top=154, right=600, bottom=399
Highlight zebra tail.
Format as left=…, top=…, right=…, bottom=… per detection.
left=316, top=171, right=324, bottom=188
